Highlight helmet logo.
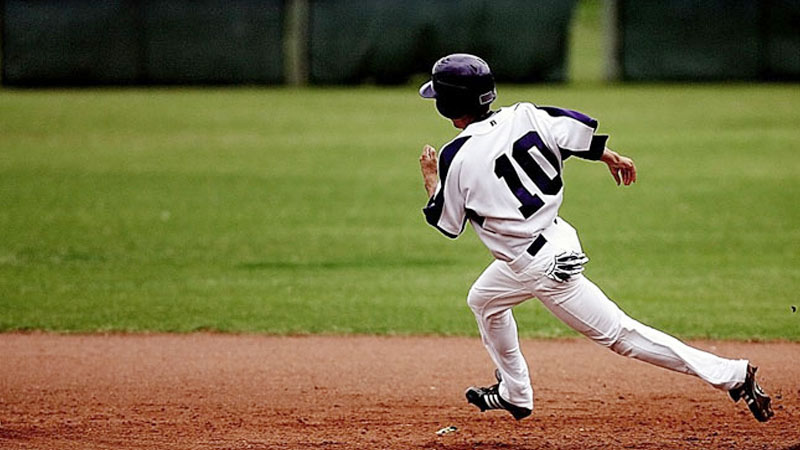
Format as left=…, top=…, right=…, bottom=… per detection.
left=479, top=89, right=496, bottom=106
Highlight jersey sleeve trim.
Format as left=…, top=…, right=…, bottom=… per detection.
left=539, top=106, right=598, bottom=130
left=560, top=135, right=607, bottom=161
left=422, top=136, right=471, bottom=238
left=586, top=134, right=608, bottom=160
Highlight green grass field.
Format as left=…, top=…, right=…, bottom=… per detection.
left=1, top=84, right=798, bottom=339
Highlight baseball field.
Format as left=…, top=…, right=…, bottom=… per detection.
left=1, top=83, right=799, bottom=449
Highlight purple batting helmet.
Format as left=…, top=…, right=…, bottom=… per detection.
left=419, top=53, right=496, bottom=119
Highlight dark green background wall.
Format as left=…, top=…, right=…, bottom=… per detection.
left=309, top=0, right=576, bottom=84
left=2, top=0, right=285, bottom=86
left=2, top=0, right=799, bottom=86
left=1, top=0, right=577, bottom=86
left=618, top=0, right=800, bottom=81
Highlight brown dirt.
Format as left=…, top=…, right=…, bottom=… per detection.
left=0, top=334, right=798, bottom=450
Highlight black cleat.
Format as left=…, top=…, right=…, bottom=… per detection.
left=729, top=365, right=774, bottom=422
left=465, top=383, right=532, bottom=420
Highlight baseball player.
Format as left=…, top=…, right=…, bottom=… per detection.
left=417, top=53, right=773, bottom=422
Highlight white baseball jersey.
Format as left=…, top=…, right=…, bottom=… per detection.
left=423, top=102, right=608, bottom=261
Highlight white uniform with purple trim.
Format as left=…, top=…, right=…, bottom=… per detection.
left=424, top=102, right=748, bottom=410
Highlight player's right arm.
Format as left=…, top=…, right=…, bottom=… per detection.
left=529, top=103, right=636, bottom=186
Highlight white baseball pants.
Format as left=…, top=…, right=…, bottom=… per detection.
left=467, top=218, right=748, bottom=409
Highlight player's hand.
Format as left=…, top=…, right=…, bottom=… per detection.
left=545, top=251, right=589, bottom=283
left=600, top=148, right=637, bottom=186
left=420, top=145, right=439, bottom=197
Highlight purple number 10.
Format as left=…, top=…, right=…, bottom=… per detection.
left=493, top=131, right=563, bottom=219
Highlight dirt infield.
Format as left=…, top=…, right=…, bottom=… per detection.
left=0, top=334, right=798, bottom=449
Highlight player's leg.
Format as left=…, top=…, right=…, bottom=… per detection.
left=524, top=218, right=772, bottom=420
left=528, top=218, right=749, bottom=390
left=534, top=274, right=748, bottom=390
left=466, top=260, right=534, bottom=410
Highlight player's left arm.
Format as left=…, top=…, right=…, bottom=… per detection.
left=419, top=144, right=438, bottom=197
left=419, top=142, right=469, bottom=239
left=600, top=147, right=637, bottom=186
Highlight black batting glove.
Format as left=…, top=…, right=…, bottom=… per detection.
left=545, top=251, right=589, bottom=283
